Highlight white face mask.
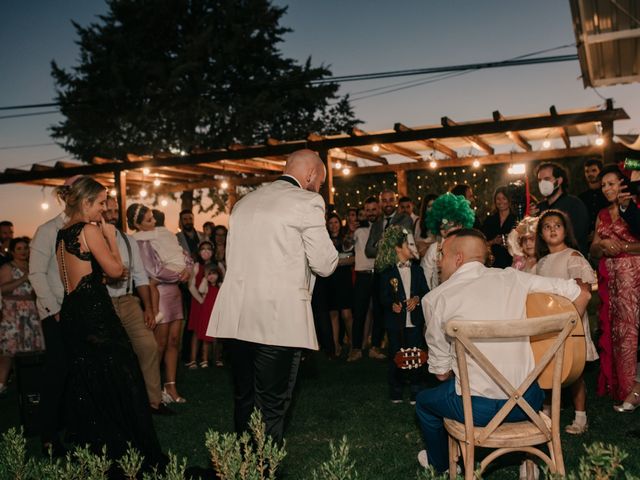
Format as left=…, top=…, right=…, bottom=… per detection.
left=538, top=179, right=557, bottom=197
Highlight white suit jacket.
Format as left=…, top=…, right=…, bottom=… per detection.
left=207, top=177, right=338, bottom=349
left=29, top=213, right=66, bottom=319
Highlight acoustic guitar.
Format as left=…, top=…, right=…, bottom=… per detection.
left=527, top=292, right=585, bottom=389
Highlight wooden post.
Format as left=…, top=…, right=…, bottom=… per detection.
left=181, top=190, right=194, bottom=211
left=602, top=98, right=615, bottom=165
left=114, top=170, right=127, bottom=232
left=602, top=119, right=615, bottom=165
left=396, top=168, right=408, bottom=197
left=319, top=149, right=334, bottom=208
left=226, top=182, right=238, bottom=213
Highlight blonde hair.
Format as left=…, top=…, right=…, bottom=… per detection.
left=55, top=176, right=106, bottom=216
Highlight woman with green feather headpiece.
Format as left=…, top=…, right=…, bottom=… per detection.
left=420, top=193, right=476, bottom=289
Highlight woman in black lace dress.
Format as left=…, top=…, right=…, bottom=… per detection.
left=54, top=177, right=164, bottom=468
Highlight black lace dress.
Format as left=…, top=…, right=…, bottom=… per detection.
left=56, top=222, right=164, bottom=467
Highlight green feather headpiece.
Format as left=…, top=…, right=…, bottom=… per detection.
left=375, top=225, right=410, bottom=272
left=425, top=192, right=476, bottom=235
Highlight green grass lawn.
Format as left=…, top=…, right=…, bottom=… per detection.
left=2, top=348, right=640, bottom=479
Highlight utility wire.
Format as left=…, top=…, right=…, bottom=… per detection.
left=0, top=142, right=56, bottom=151
left=0, top=110, right=60, bottom=120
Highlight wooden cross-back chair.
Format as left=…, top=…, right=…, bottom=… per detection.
left=443, top=311, right=579, bottom=480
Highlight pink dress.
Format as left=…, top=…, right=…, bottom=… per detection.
left=136, top=240, right=185, bottom=324
left=596, top=208, right=640, bottom=401
left=188, top=265, right=218, bottom=342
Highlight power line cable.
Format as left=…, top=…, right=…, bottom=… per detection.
left=0, top=110, right=60, bottom=121
left=0, top=142, right=57, bottom=151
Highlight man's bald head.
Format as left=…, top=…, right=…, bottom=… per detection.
left=439, top=229, right=488, bottom=282
left=284, top=149, right=326, bottom=193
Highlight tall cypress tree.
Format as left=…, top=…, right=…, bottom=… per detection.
left=51, top=0, right=359, bottom=162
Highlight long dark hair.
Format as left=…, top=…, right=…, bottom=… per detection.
left=535, top=209, right=578, bottom=260
left=418, top=193, right=438, bottom=238
left=492, top=186, right=513, bottom=215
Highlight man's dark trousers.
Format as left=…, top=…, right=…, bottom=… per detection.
left=227, top=339, right=301, bottom=443
left=39, top=316, right=68, bottom=444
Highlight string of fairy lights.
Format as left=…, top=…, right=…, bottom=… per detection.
left=36, top=132, right=606, bottom=212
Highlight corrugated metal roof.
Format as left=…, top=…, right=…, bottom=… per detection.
left=570, top=0, right=640, bottom=87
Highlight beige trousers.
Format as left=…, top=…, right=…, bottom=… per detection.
left=111, top=295, right=161, bottom=405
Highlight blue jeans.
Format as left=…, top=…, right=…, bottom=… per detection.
left=415, top=378, right=544, bottom=472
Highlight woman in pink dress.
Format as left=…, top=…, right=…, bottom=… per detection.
left=590, top=165, right=640, bottom=410
left=127, top=204, right=191, bottom=404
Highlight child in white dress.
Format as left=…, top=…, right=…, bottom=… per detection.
left=535, top=209, right=597, bottom=435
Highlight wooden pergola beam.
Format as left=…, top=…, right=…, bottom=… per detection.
left=492, top=110, right=532, bottom=151
left=550, top=105, right=571, bottom=148
left=394, top=123, right=458, bottom=159
left=327, top=151, right=358, bottom=168
left=332, top=145, right=607, bottom=177
left=342, top=147, right=388, bottom=164
left=441, top=116, right=494, bottom=154
left=0, top=107, right=628, bottom=185
left=352, top=127, right=422, bottom=161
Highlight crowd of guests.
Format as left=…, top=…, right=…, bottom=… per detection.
left=312, top=159, right=640, bottom=435
left=0, top=157, right=637, bottom=475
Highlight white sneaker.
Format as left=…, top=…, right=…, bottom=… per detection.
left=417, top=449, right=429, bottom=468
left=519, top=460, right=540, bottom=480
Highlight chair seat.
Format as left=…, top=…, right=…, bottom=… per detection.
left=444, top=415, right=552, bottom=448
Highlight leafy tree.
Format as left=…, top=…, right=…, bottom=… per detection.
left=51, top=0, right=360, bottom=162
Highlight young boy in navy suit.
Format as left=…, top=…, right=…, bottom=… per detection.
left=377, top=226, right=429, bottom=404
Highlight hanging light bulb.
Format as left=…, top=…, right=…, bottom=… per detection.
left=41, top=202, right=49, bottom=211
left=139, top=188, right=148, bottom=198
left=429, top=160, right=437, bottom=169
left=220, top=180, right=229, bottom=190
left=595, top=136, right=605, bottom=146
left=542, top=139, right=551, bottom=149
left=153, top=178, right=161, bottom=187
left=331, top=187, right=336, bottom=193
left=342, top=167, right=350, bottom=175
left=142, top=168, right=150, bottom=176
left=472, top=159, right=481, bottom=168
left=372, top=144, right=380, bottom=153
left=160, top=199, right=168, bottom=207
left=109, top=189, right=117, bottom=197
left=335, top=161, right=342, bottom=169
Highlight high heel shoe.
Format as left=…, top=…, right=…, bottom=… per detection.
left=614, top=391, right=640, bottom=412
left=162, top=382, right=186, bottom=404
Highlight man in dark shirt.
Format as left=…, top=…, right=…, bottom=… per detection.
left=535, top=162, right=590, bottom=254
left=578, top=159, right=609, bottom=239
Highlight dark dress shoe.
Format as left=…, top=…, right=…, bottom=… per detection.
left=150, top=403, right=176, bottom=416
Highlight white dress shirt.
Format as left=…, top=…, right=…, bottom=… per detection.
left=420, top=240, right=441, bottom=291
left=353, top=226, right=375, bottom=272
left=107, top=230, right=150, bottom=297
left=422, top=261, right=581, bottom=399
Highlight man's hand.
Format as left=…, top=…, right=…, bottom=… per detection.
left=143, top=308, right=156, bottom=329
left=618, top=184, right=633, bottom=209
left=405, top=296, right=420, bottom=312
left=392, top=302, right=403, bottom=314
left=178, top=269, right=190, bottom=283
left=436, top=370, right=453, bottom=381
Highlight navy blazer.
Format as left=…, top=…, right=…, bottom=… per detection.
left=379, top=262, right=429, bottom=331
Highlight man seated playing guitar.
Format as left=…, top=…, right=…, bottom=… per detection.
left=416, top=229, right=591, bottom=473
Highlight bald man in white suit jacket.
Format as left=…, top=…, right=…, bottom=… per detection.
left=207, top=149, right=338, bottom=442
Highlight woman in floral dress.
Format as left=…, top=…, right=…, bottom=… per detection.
left=0, top=237, right=45, bottom=394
